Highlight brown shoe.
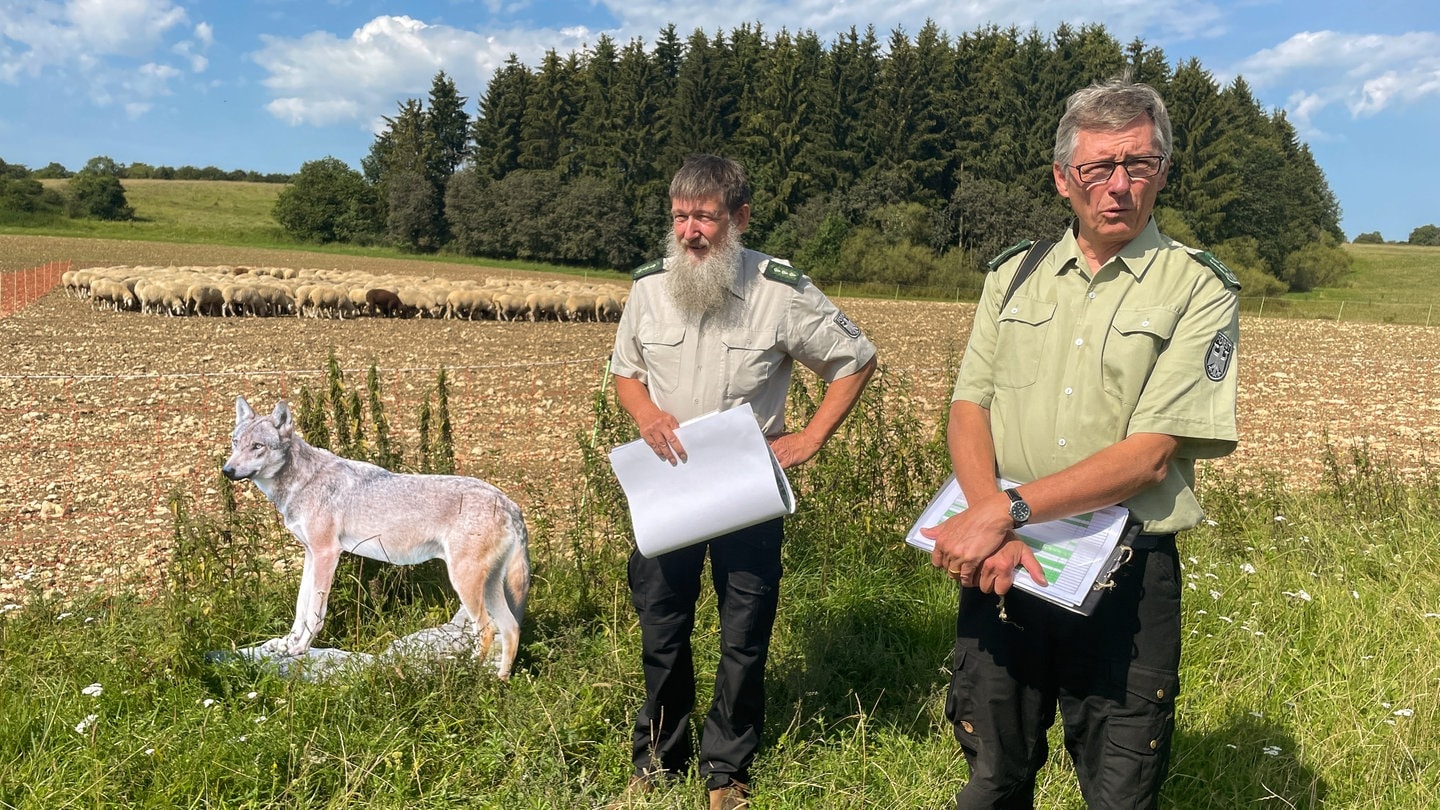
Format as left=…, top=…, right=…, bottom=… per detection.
left=603, top=775, right=656, bottom=809
left=708, top=781, right=749, bottom=810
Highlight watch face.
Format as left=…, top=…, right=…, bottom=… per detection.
left=1010, top=499, right=1031, bottom=525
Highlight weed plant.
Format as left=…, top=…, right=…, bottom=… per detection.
left=1, top=371, right=1438, bottom=807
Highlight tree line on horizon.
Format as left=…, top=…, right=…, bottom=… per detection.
left=278, top=21, right=1361, bottom=294
left=4, top=22, right=1435, bottom=286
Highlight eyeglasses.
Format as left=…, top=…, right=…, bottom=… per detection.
left=1066, top=155, right=1167, bottom=185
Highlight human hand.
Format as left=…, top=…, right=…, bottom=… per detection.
left=637, top=410, right=686, bottom=465
left=921, top=492, right=1013, bottom=585
left=768, top=430, right=822, bottom=469
left=975, top=538, right=1047, bottom=595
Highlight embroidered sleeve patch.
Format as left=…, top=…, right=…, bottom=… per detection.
left=1205, top=331, right=1235, bottom=381
left=833, top=311, right=862, bottom=338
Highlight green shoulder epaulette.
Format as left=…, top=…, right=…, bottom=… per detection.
left=631, top=259, right=666, bottom=281
left=761, top=258, right=802, bottom=286
left=1189, top=250, right=1241, bottom=291
left=987, top=239, right=1034, bottom=272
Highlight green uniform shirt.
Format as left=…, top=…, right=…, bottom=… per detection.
left=952, top=220, right=1239, bottom=533
left=612, top=249, right=876, bottom=436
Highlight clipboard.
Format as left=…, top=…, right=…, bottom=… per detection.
left=906, top=475, right=1133, bottom=615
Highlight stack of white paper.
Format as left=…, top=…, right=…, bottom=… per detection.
left=906, top=475, right=1132, bottom=615
left=610, top=402, right=795, bottom=558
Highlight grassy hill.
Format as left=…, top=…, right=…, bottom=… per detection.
left=24, top=178, right=290, bottom=245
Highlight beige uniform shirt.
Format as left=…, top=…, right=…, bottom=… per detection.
left=952, top=221, right=1240, bottom=533
left=611, top=249, right=876, bottom=436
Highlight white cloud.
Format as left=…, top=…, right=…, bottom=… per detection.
left=589, top=0, right=1224, bottom=49
left=251, top=15, right=590, bottom=127
left=194, top=22, right=214, bottom=47
left=1229, top=31, right=1440, bottom=133
left=0, top=0, right=198, bottom=116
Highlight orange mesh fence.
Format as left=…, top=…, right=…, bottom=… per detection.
left=1, top=261, right=70, bottom=318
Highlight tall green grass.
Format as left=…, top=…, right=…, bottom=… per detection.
left=2, top=370, right=1437, bottom=808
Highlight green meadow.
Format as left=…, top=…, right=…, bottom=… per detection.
left=1, top=368, right=1437, bottom=808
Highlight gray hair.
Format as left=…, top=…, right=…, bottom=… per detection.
left=669, top=154, right=751, bottom=214
left=1053, top=76, right=1173, bottom=167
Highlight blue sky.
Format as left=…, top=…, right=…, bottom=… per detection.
left=1, top=0, right=1436, bottom=241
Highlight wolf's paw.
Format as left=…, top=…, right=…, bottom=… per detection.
left=262, top=636, right=308, bottom=657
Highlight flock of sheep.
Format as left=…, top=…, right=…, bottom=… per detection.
left=62, top=264, right=631, bottom=322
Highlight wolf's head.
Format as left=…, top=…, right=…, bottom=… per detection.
left=221, top=396, right=297, bottom=483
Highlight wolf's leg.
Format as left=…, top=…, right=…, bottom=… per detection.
left=271, top=539, right=340, bottom=656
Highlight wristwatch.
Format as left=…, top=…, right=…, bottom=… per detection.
left=1003, top=488, right=1031, bottom=528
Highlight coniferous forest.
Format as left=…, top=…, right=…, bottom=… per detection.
left=275, top=21, right=1347, bottom=294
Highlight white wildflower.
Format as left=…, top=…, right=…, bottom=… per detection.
left=1249, top=711, right=1264, bottom=718
left=74, top=714, right=98, bottom=734
left=56, top=612, right=73, bottom=620
left=1394, top=708, right=1414, bottom=717
left=1209, top=590, right=1222, bottom=600
left=201, top=698, right=216, bottom=708
left=1195, top=609, right=1209, bottom=616
left=246, top=691, right=259, bottom=700
left=1, top=604, right=20, bottom=613
left=1282, top=590, right=1312, bottom=602
left=254, top=715, right=267, bottom=724
left=1217, top=616, right=1234, bottom=623
left=1239, top=563, right=1255, bottom=575
left=1273, top=515, right=1286, bottom=523
left=81, top=683, right=103, bottom=697
left=1262, top=745, right=1281, bottom=756
left=1204, top=520, right=1217, bottom=527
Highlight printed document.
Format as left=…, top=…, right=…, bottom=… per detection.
left=906, top=476, right=1132, bottom=615
left=610, top=402, right=794, bottom=558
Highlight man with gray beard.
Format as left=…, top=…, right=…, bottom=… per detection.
left=609, top=155, right=877, bottom=810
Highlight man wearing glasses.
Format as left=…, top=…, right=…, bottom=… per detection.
left=923, top=75, right=1240, bottom=808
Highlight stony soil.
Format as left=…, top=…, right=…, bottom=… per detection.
left=2, top=237, right=1438, bottom=603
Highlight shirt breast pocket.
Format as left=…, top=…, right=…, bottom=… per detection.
left=722, top=328, right=782, bottom=401
left=995, top=297, right=1056, bottom=390
left=1102, top=308, right=1179, bottom=405
left=638, top=323, right=687, bottom=394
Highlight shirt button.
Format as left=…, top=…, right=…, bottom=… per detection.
left=1088, top=291, right=1096, bottom=299
left=1009, top=307, right=1019, bottom=314
left=1141, top=319, right=1151, bottom=327
left=1058, top=438, right=1067, bottom=447
left=1064, top=387, right=1073, bottom=396
left=1074, top=338, right=1084, bottom=347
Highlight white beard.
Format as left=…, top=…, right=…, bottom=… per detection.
left=664, top=228, right=744, bottom=320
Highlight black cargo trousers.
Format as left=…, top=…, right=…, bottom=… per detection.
left=947, top=534, right=1182, bottom=810
left=627, top=517, right=783, bottom=792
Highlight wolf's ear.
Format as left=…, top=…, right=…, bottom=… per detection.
left=235, top=396, right=255, bottom=425
left=272, top=401, right=294, bottom=435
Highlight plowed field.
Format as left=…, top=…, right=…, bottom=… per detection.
left=2, top=235, right=1438, bottom=603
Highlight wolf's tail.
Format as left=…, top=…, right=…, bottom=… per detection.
left=483, top=509, right=530, bottom=679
